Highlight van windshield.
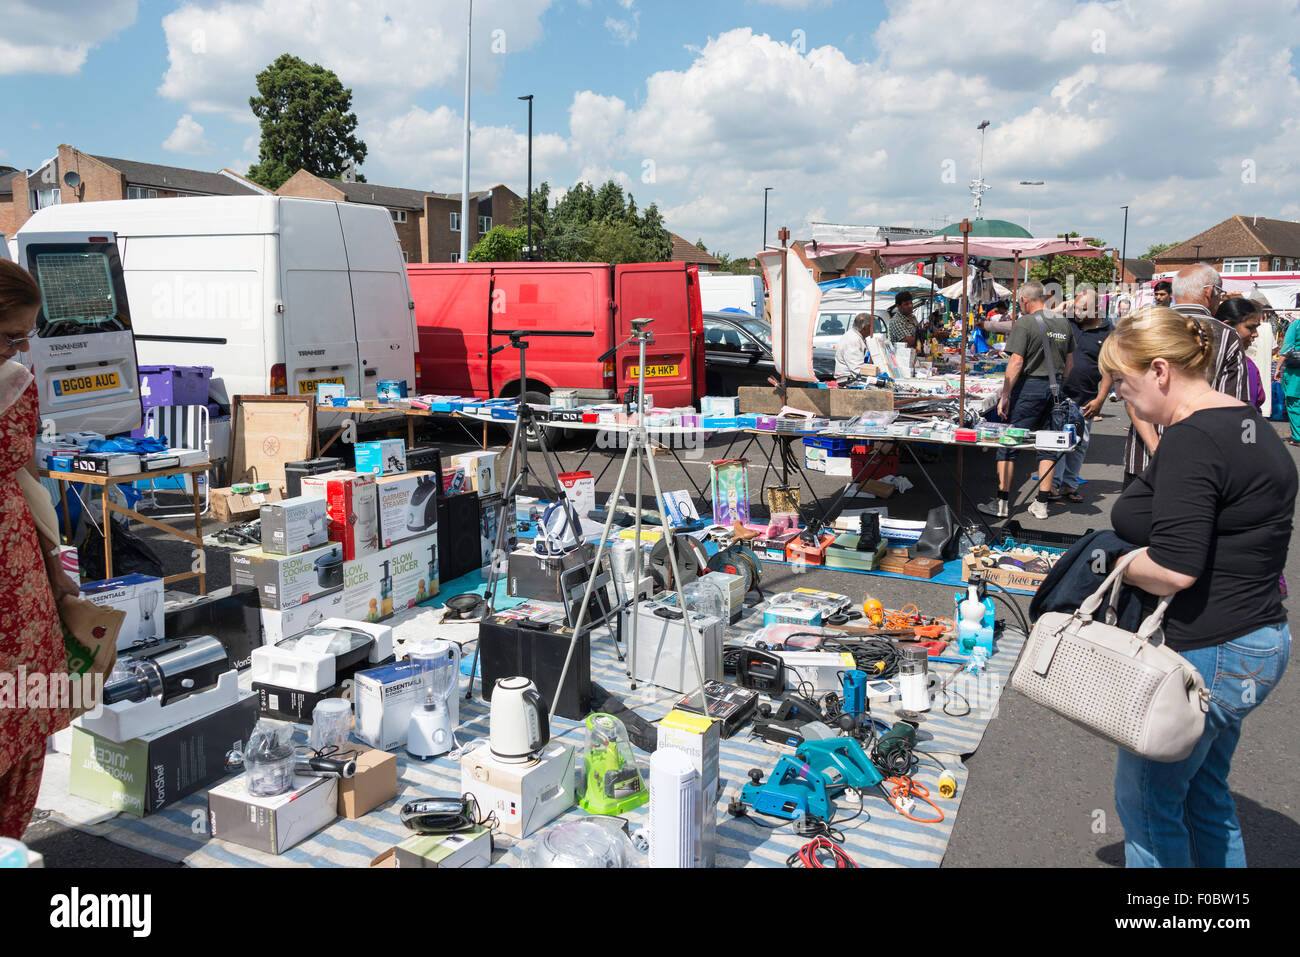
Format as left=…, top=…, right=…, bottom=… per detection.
left=28, top=243, right=131, bottom=337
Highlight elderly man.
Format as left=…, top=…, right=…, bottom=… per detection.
left=977, top=281, right=1074, bottom=520
left=1121, top=263, right=1247, bottom=488
left=833, top=312, right=874, bottom=382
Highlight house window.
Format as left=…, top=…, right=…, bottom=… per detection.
left=391, top=209, right=407, bottom=224
left=478, top=215, right=492, bottom=234
left=29, top=188, right=62, bottom=209
left=127, top=186, right=158, bottom=200
left=450, top=212, right=461, bottom=232
left=1221, top=258, right=1259, bottom=274
left=402, top=250, right=410, bottom=263
left=450, top=253, right=460, bottom=263
left=856, top=268, right=872, bottom=278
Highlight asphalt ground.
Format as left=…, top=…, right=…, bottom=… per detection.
left=24, top=403, right=1300, bottom=868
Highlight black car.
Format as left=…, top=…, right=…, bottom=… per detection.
left=703, top=312, right=835, bottom=395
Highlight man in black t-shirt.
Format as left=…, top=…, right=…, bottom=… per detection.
left=1051, top=291, right=1111, bottom=503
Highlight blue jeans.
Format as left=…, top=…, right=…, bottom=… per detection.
left=1056, top=417, right=1091, bottom=491
left=1114, top=622, right=1290, bottom=867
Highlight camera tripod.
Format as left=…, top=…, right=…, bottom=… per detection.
left=549, top=317, right=710, bottom=718
left=466, top=327, right=592, bottom=700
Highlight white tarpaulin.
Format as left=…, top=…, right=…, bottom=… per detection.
left=938, top=277, right=1011, bottom=300
left=758, top=249, right=820, bottom=382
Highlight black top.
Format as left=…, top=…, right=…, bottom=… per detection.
left=1006, top=310, right=1074, bottom=380
left=1111, top=406, right=1297, bottom=650
left=1062, top=320, right=1111, bottom=403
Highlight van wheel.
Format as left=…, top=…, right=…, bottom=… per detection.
left=520, top=390, right=554, bottom=451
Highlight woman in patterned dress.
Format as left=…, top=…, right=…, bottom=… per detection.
left=0, top=260, right=81, bottom=839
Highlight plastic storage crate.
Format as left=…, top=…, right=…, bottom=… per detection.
left=1001, top=520, right=1089, bottom=550
left=138, top=365, right=213, bottom=410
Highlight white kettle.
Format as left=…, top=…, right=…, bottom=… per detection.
left=489, top=677, right=550, bottom=763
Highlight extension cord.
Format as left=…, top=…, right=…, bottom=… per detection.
left=938, top=772, right=957, bottom=799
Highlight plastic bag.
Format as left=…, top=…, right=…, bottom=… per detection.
left=79, top=517, right=165, bottom=581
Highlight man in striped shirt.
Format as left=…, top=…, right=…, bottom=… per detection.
left=1122, top=263, right=1248, bottom=487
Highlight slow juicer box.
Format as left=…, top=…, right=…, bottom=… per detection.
left=343, top=533, right=439, bottom=622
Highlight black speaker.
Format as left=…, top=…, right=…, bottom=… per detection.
left=479, top=616, right=591, bottom=720
left=406, top=446, right=443, bottom=476
left=438, top=491, right=482, bottom=583
left=284, top=457, right=345, bottom=499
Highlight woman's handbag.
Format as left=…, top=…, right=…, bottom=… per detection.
left=1283, top=350, right=1300, bottom=370
left=1011, top=552, right=1210, bottom=762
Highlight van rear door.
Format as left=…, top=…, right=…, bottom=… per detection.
left=613, top=262, right=700, bottom=407
left=278, top=200, right=361, bottom=397
left=17, top=231, right=142, bottom=436
left=337, top=204, right=416, bottom=397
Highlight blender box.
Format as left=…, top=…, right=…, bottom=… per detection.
left=259, top=495, right=330, bottom=555
left=657, top=709, right=720, bottom=867
left=230, top=542, right=345, bottom=610
left=258, top=590, right=347, bottom=644
left=70, top=692, right=258, bottom=817
left=343, top=533, right=439, bottom=623
left=354, top=439, right=407, bottom=476
left=80, top=574, right=165, bottom=650
left=354, top=658, right=461, bottom=752
left=460, top=742, right=575, bottom=839
left=374, top=471, right=439, bottom=548
left=300, top=471, right=380, bottom=561
left=208, top=773, right=338, bottom=855
left=452, top=451, right=498, bottom=494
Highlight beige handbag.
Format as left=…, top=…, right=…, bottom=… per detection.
left=1012, top=552, right=1210, bottom=762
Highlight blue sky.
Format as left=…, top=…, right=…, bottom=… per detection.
left=4, top=0, right=1299, bottom=259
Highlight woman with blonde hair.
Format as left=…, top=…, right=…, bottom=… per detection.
left=1101, top=304, right=1295, bottom=867
left=0, top=259, right=80, bottom=839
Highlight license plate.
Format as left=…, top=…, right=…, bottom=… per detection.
left=630, top=364, right=679, bottom=379
left=52, top=372, right=120, bottom=397
left=299, top=377, right=345, bottom=395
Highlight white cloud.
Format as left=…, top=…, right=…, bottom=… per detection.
left=605, top=12, right=640, bottom=45
left=0, top=0, right=137, bottom=75
left=162, top=114, right=215, bottom=154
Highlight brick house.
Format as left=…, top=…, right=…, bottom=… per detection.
left=276, top=170, right=521, bottom=264
left=669, top=233, right=722, bottom=272
left=1152, top=216, right=1300, bottom=275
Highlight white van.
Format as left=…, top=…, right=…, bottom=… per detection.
left=0, top=233, right=11, bottom=261
left=699, top=274, right=766, bottom=319
left=18, top=197, right=416, bottom=410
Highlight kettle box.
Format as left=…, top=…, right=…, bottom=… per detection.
left=374, top=471, right=439, bottom=548
left=343, top=533, right=439, bottom=623
left=300, top=471, right=380, bottom=561
left=80, top=574, right=165, bottom=650
left=230, top=542, right=345, bottom=610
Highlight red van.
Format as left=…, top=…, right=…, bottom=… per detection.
left=409, top=261, right=704, bottom=408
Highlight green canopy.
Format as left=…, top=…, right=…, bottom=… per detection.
left=935, top=219, right=1033, bottom=239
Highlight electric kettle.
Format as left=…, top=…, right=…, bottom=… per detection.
left=489, top=676, right=550, bottom=763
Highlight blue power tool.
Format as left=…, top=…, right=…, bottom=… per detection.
left=795, top=737, right=884, bottom=795
left=840, top=669, right=868, bottom=720
left=740, top=757, right=835, bottom=821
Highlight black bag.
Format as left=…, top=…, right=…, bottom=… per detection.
left=79, top=518, right=165, bottom=581
left=913, top=505, right=960, bottom=561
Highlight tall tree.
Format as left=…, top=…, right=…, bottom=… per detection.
left=1142, top=241, right=1177, bottom=260
left=247, top=53, right=367, bottom=190
left=521, top=178, right=673, bottom=263
left=1028, top=233, right=1114, bottom=289
left=469, top=225, right=526, bottom=262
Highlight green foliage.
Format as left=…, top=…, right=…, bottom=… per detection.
left=469, top=225, right=526, bottom=262
left=1028, top=233, right=1116, bottom=288
left=515, top=179, right=673, bottom=263
left=1142, top=241, right=1177, bottom=260
left=247, top=53, right=367, bottom=190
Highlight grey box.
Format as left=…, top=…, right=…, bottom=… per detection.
left=260, top=495, right=329, bottom=556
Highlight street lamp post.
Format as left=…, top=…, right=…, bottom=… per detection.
left=1119, top=204, right=1130, bottom=289
left=1019, top=180, right=1044, bottom=234
left=763, top=187, right=773, bottom=251
left=459, top=0, right=473, bottom=264
left=519, top=94, right=533, bottom=260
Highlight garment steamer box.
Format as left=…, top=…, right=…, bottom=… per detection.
left=452, top=451, right=498, bottom=494
left=230, top=542, right=345, bottom=610
left=393, top=826, right=491, bottom=868
left=259, top=495, right=330, bottom=555
left=70, top=692, right=258, bottom=816
left=80, top=575, right=165, bottom=650
left=354, top=658, right=461, bottom=752
left=657, top=709, right=720, bottom=867
left=629, top=602, right=724, bottom=695
left=338, top=747, right=398, bottom=819
left=300, top=471, right=380, bottom=561
left=374, top=470, right=438, bottom=548
left=259, top=590, right=347, bottom=645
left=343, top=532, right=439, bottom=623
left=208, top=773, right=338, bottom=855
left=461, top=742, right=575, bottom=839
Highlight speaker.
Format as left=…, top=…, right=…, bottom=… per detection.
left=406, top=446, right=443, bottom=476
left=438, top=491, right=482, bottom=583
left=478, top=615, right=591, bottom=720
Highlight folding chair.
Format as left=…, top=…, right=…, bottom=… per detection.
left=140, top=403, right=212, bottom=517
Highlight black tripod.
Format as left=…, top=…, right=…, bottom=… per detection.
left=466, top=328, right=592, bottom=699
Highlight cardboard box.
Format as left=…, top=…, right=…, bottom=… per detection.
left=207, top=773, right=338, bottom=855
left=258, top=590, right=347, bottom=644
left=230, top=542, right=345, bottom=610
left=961, top=556, right=1050, bottom=592
left=164, top=587, right=263, bottom=671
left=657, top=709, right=720, bottom=867
left=700, top=396, right=739, bottom=416
left=393, top=827, right=491, bottom=868
left=338, top=747, right=398, bottom=819
left=343, top=533, right=439, bottom=622
left=253, top=682, right=345, bottom=723
left=461, top=742, right=575, bottom=839
left=354, top=439, right=407, bottom=476
left=210, top=484, right=286, bottom=524
left=80, top=574, right=165, bottom=650
left=70, top=693, right=258, bottom=817
left=300, top=471, right=380, bottom=561
left=858, top=478, right=896, bottom=499
left=453, top=451, right=498, bottom=494
left=353, top=659, right=461, bottom=752
left=259, top=495, right=329, bottom=555
left=374, top=471, right=439, bottom=548
left=557, top=469, right=594, bottom=516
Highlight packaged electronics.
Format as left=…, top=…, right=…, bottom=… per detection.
left=258, top=590, right=347, bottom=645
left=343, top=532, right=439, bottom=622
left=208, top=773, right=338, bottom=855
left=453, top=451, right=498, bottom=494
left=354, top=658, right=460, bottom=752
left=230, top=542, right=345, bottom=610
left=284, top=457, right=345, bottom=499
left=164, top=587, right=263, bottom=671
left=355, top=439, right=407, bottom=476
left=81, top=575, right=165, bottom=650
left=249, top=619, right=394, bottom=694
left=656, top=710, right=720, bottom=867
left=374, top=471, right=438, bottom=548
left=300, top=471, right=380, bottom=560
left=259, top=495, right=329, bottom=555
left=461, top=742, right=575, bottom=839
